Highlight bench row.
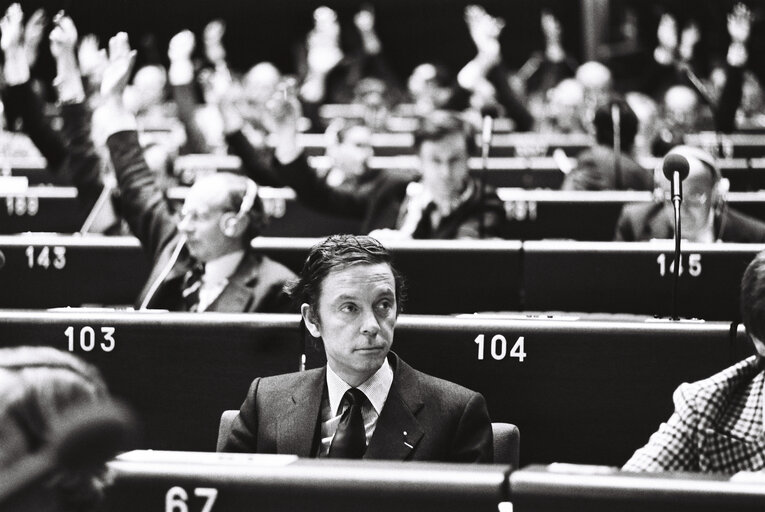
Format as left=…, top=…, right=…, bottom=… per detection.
left=0, top=310, right=753, bottom=466
left=0, top=235, right=760, bottom=319
left=5, top=187, right=765, bottom=241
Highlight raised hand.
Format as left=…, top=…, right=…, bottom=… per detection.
left=678, top=21, right=700, bottom=61
left=78, top=34, right=107, bottom=78
left=657, top=13, right=678, bottom=50
left=265, top=78, right=302, bottom=132
left=0, top=3, right=24, bottom=52
left=168, top=29, right=195, bottom=62
left=101, top=32, right=136, bottom=99
left=23, top=8, right=46, bottom=66
left=203, top=19, right=226, bottom=65
left=49, top=12, right=78, bottom=59
left=354, top=6, right=375, bottom=34
left=728, top=2, right=752, bottom=43
left=465, top=4, right=504, bottom=64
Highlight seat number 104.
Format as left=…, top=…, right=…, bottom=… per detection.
left=474, top=334, right=526, bottom=362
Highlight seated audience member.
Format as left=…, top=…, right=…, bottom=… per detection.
left=538, top=78, right=588, bottom=134
left=614, top=145, right=765, bottom=243
left=221, top=234, right=493, bottom=461
left=623, top=251, right=765, bottom=472
left=562, top=98, right=653, bottom=191
left=94, top=33, right=295, bottom=312
left=0, top=347, right=113, bottom=511
left=255, top=88, right=507, bottom=239
left=575, top=60, right=613, bottom=131
left=407, top=63, right=468, bottom=115
left=651, top=85, right=702, bottom=156
left=625, top=92, right=661, bottom=160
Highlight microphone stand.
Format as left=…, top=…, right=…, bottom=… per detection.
left=671, top=180, right=682, bottom=321
left=479, top=116, right=493, bottom=239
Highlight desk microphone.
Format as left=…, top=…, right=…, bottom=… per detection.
left=662, top=153, right=690, bottom=320
left=479, top=106, right=498, bottom=239
left=663, top=153, right=690, bottom=206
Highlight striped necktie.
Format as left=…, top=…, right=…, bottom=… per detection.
left=181, top=262, right=205, bottom=312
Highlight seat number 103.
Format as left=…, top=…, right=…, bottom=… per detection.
left=474, top=334, right=526, bottom=362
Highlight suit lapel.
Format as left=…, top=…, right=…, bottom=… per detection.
left=364, top=355, right=425, bottom=460
left=207, top=252, right=261, bottom=312
left=277, top=369, right=325, bottom=457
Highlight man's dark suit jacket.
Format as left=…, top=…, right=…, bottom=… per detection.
left=561, top=145, right=653, bottom=191
left=614, top=202, right=765, bottom=243
left=221, top=353, right=494, bottom=462
left=106, top=130, right=295, bottom=312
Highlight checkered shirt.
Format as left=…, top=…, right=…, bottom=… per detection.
left=623, top=355, right=765, bottom=473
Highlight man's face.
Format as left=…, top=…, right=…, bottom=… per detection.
left=303, top=263, right=397, bottom=387
left=178, top=180, right=239, bottom=262
left=419, top=131, right=470, bottom=204
left=329, top=125, right=373, bottom=177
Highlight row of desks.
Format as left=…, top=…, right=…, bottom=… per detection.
left=10, top=154, right=765, bottom=190
left=0, top=235, right=760, bottom=320
left=5, top=186, right=765, bottom=241
left=102, top=451, right=765, bottom=512
left=0, top=310, right=753, bottom=466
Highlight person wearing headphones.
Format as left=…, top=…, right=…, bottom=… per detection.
left=94, top=33, right=294, bottom=312
left=614, top=145, right=765, bottom=243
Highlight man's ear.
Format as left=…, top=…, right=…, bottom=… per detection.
left=301, top=303, right=321, bottom=338
left=219, top=212, right=247, bottom=238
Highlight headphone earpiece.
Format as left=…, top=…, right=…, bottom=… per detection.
left=220, top=179, right=258, bottom=238
left=713, top=177, right=730, bottom=215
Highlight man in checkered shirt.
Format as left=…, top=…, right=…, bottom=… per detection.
left=623, top=251, right=765, bottom=473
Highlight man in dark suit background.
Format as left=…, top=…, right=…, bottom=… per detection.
left=221, top=234, right=493, bottom=462
left=615, top=145, right=765, bottom=243
left=95, top=33, right=295, bottom=312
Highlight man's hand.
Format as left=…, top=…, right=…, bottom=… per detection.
left=0, top=3, right=24, bottom=52
left=203, top=19, right=226, bottom=65
left=540, top=10, right=564, bottom=62
left=678, top=21, right=700, bottom=61
left=657, top=13, right=678, bottom=51
left=23, top=8, right=46, bottom=66
left=728, top=3, right=752, bottom=43
left=49, top=12, right=78, bottom=59
left=78, top=34, right=107, bottom=78
left=168, top=29, right=195, bottom=62
left=265, top=78, right=304, bottom=163
left=465, top=4, right=503, bottom=64
left=100, top=32, right=136, bottom=100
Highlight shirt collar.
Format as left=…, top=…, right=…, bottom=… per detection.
left=202, top=250, right=245, bottom=285
left=326, top=358, right=393, bottom=416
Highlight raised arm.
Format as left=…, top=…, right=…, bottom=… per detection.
left=95, top=33, right=177, bottom=257
left=1, top=4, right=67, bottom=171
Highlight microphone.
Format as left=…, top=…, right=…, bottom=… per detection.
left=662, top=153, right=690, bottom=321
left=662, top=153, right=690, bottom=205
left=0, top=401, right=138, bottom=503
left=479, top=106, right=498, bottom=239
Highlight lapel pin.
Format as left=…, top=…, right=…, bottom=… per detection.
left=403, top=431, right=413, bottom=449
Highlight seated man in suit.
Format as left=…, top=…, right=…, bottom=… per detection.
left=222, top=81, right=507, bottom=239
left=94, top=33, right=294, bottom=312
left=221, top=234, right=493, bottom=462
left=623, top=250, right=765, bottom=473
left=614, top=145, right=765, bottom=243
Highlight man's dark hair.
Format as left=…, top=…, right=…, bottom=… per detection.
left=741, top=251, right=765, bottom=344
left=413, top=110, right=477, bottom=155
left=286, top=234, right=406, bottom=315
left=593, top=98, right=639, bottom=153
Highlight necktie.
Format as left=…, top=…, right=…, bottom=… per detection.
left=328, top=388, right=367, bottom=459
left=181, top=262, right=205, bottom=312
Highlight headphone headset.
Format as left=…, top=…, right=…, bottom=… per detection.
left=220, top=178, right=258, bottom=237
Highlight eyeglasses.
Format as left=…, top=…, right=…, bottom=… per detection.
left=176, top=207, right=228, bottom=224
left=661, top=192, right=709, bottom=207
